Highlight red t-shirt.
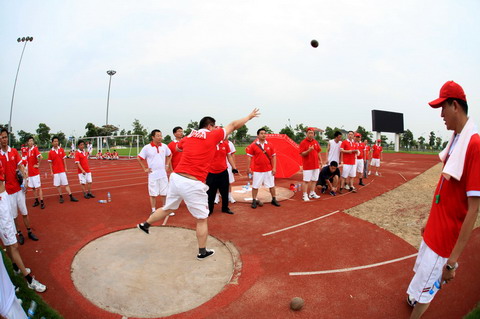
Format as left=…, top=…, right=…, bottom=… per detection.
left=48, top=147, right=67, bottom=174
left=340, top=139, right=356, bottom=165
left=364, top=145, right=371, bottom=160
left=209, top=141, right=231, bottom=174
left=75, top=150, right=91, bottom=174
left=246, top=141, right=276, bottom=172
left=168, top=140, right=183, bottom=170
left=356, top=142, right=365, bottom=160
left=0, top=147, right=22, bottom=194
left=175, top=128, right=226, bottom=182
left=372, top=145, right=383, bottom=159
left=27, top=146, right=41, bottom=177
left=299, top=138, right=321, bottom=170
left=423, top=134, right=480, bottom=257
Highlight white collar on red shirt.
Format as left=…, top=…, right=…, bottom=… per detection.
left=0, top=146, right=12, bottom=158
left=255, top=140, right=268, bottom=146
left=51, top=147, right=61, bottom=153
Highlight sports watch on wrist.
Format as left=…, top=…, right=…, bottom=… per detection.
left=445, top=262, right=458, bottom=271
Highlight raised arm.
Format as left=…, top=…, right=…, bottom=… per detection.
left=224, top=108, right=260, bottom=136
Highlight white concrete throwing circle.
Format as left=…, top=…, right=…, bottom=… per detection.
left=71, top=227, right=236, bottom=318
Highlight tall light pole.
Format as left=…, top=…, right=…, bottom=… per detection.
left=106, top=70, right=116, bottom=125
left=9, top=36, right=33, bottom=144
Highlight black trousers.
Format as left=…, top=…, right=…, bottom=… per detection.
left=206, top=169, right=229, bottom=214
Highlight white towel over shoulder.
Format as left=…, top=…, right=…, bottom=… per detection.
left=439, top=117, right=478, bottom=181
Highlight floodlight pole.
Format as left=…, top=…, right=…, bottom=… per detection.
left=9, top=36, right=33, bottom=144
left=106, top=70, right=116, bottom=125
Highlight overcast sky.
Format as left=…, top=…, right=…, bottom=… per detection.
left=1, top=0, right=479, bottom=142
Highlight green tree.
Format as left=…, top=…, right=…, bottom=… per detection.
left=356, top=126, right=373, bottom=143
left=400, top=129, right=414, bottom=148
left=132, top=119, right=148, bottom=138
left=17, top=130, right=34, bottom=144
left=418, top=136, right=426, bottom=149
left=380, top=135, right=388, bottom=146
left=435, top=136, right=443, bottom=149
left=163, top=134, right=172, bottom=144
left=84, top=123, right=98, bottom=137
left=184, top=120, right=199, bottom=136
left=232, top=124, right=248, bottom=143
left=36, top=123, right=51, bottom=148
left=279, top=125, right=295, bottom=140
left=260, top=126, right=274, bottom=134
left=293, top=124, right=307, bottom=143
left=324, top=126, right=343, bottom=140
left=428, top=131, right=436, bottom=147
left=98, top=124, right=119, bottom=136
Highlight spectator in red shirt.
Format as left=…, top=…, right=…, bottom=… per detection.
left=75, top=140, right=95, bottom=199
left=369, top=139, right=383, bottom=176
left=137, top=109, right=259, bottom=260
left=406, top=81, right=480, bottom=318
left=363, top=139, right=371, bottom=179
left=246, top=128, right=281, bottom=208
left=168, top=126, right=184, bottom=171
left=299, top=127, right=323, bottom=201
left=354, top=133, right=366, bottom=186
left=48, top=136, right=79, bottom=203
left=26, top=136, right=45, bottom=209
left=340, top=131, right=358, bottom=193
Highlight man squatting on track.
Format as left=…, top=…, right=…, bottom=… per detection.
left=138, top=109, right=260, bottom=260
left=0, top=130, right=38, bottom=245
left=316, top=161, right=340, bottom=196
left=0, top=132, right=46, bottom=293
left=406, top=81, right=480, bottom=319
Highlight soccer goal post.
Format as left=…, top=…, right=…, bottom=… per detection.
left=74, top=135, right=145, bottom=159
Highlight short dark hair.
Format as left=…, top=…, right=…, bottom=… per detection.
left=446, top=98, right=468, bottom=115
left=330, top=161, right=338, bottom=167
left=0, top=128, right=9, bottom=135
left=77, top=139, right=85, bottom=146
left=199, top=117, right=215, bottom=129
left=173, top=126, right=183, bottom=134
left=51, top=136, right=59, bottom=142
left=348, top=130, right=354, bottom=134
left=334, top=131, right=342, bottom=138
left=150, top=129, right=161, bottom=138
left=257, top=128, right=266, bottom=135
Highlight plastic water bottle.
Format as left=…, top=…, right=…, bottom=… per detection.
left=107, top=192, right=111, bottom=202
left=247, top=181, right=251, bottom=190
left=248, top=173, right=252, bottom=179
left=429, top=279, right=441, bottom=296
left=297, top=183, right=302, bottom=192
left=27, top=300, right=37, bottom=318
left=98, top=200, right=107, bottom=204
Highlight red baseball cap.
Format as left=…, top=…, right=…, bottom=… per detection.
left=428, top=81, right=467, bottom=108
left=354, top=133, right=361, bottom=137
left=377, top=139, right=381, bottom=143
left=306, top=127, right=316, bottom=132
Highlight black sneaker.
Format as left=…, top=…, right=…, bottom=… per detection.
left=359, top=181, right=365, bottom=186
left=321, top=186, right=327, bottom=194
left=32, top=199, right=40, bottom=207
left=406, top=295, right=417, bottom=308
left=59, top=196, right=64, bottom=204
left=222, top=209, right=234, bottom=215
left=197, top=249, right=215, bottom=260
left=18, top=233, right=25, bottom=245
left=84, top=193, right=90, bottom=199
left=70, top=195, right=79, bottom=202
left=251, top=199, right=257, bottom=209
left=40, top=202, right=45, bottom=209
left=271, top=199, right=281, bottom=207
left=137, top=223, right=149, bottom=234
left=88, top=193, right=95, bottom=198
left=28, top=232, right=39, bottom=241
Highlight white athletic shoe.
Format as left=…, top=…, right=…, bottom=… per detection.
left=368, top=171, right=371, bottom=175
left=214, top=194, right=220, bottom=204
left=28, top=277, right=47, bottom=293
left=309, top=192, right=320, bottom=199
left=375, top=172, right=379, bottom=176
left=302, top=193, right=310, bottom=201
left=169, top=212, right=175, bottom=216
left=14, top=267, right=31, bottom=276
left=229, top=197, right=236, bottom=204
left=345, top=185, right=351, bottom=190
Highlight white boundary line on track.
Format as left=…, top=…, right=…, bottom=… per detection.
left=398, top=173, right=408, bottom=182
left=262, top=210, right=340, bottom=237
left=289, top=253, right=418, bottom=276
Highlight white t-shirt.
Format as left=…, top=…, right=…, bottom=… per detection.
left=138, top=142, right=172, bottom=180
left=226, top=141, right=236, bottom=168
left=0, top=256, right=15, bottom=317
left=328, top=139, right=341, bottom=164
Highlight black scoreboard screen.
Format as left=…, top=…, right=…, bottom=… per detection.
left=372, top=110, right=404, bottom=133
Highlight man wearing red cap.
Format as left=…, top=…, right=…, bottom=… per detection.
left=406, top=81, right=480, bottom=319
left=299, top=127, right=323, bottom=201
left=369, top=139, right=383, bottom=176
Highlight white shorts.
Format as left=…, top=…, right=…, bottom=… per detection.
left=27, top=175, right=41, bottom=188
left=252, top=171, right=275, bottom=189
left=356, top=159, right=364, bottom=174
left=148, top=177, right=168, bottom=197
left=53, top=172, right=69, bottom=187
left=0, top=192, right=17, bottom=246
left=162, top=173, right=209, bottom=219
left=371, top=158, right=381, bottom=167
left=8, top=191, right=28, bottom=218
left=303, top=169, right=320, bottom=182
left=341, top=164, right=356, bottom=178
left=5, top=297, right=27, bottom=319
left=78, top=172, right=93, bottom=184
left=227, top=167, right=235, bottom=184
left=407, top=240, right=448, bottom=304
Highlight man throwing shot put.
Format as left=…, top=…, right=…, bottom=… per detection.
left=137, top=109, right=259, bottom=260
left=406, top=81, right=480, bottom=318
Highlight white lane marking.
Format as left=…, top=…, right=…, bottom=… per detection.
left=262, top=210, right=340, bottom=237
left=289, top=253, right=418, bottom=276
left=399, top=173, right=408, bottom=182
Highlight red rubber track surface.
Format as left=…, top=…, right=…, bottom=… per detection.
left=17, top=153, right=480, bottom=318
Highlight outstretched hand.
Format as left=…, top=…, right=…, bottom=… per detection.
left=249, top=108, right=261, bottom=120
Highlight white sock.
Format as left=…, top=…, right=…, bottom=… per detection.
left=151, top=208, right=156, bottom=213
